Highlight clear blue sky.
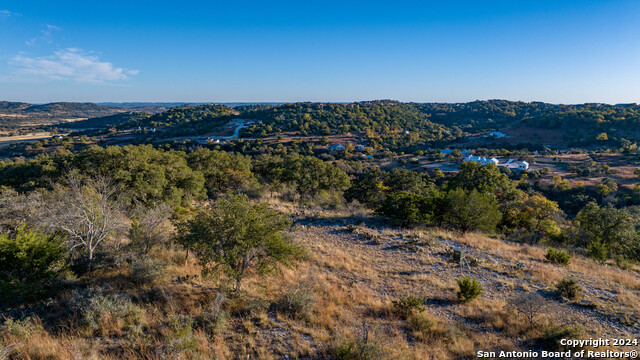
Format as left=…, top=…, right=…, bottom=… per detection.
left=1, top=0, right=639, bottom=104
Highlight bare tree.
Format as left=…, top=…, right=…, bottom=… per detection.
left=509, top=292, right=549, bottom=329
left=0, top=188, right=45, bottom=232
left=129, top=203, right=174, bottom=257
left=43, top=173, right=127, bottom=269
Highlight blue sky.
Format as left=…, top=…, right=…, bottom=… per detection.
left=0, top=0, right=639, bottom=104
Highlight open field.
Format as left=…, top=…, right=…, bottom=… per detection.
left=0, top=133, right=57, bottom=148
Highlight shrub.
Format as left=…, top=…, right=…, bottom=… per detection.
left=278, top=280, right=317, bottom=319
left=376, top=192, right=432, bottom=226
left=330, top=322, right=385, bottom=360
left=408, top=312, right=434, bottom=337
left=164, top=314, right=199, bottom=354
left=456, top=276, right=482, bottom=303
left=73, top=288, right=144, bottom=334
left=442, top=189, right=501, bottom=234
left=198, top=293, right=229, bottom=335
left=587, top=239, right=608, bottom=263
left=0, top=226, right=67, bottom=306
left=392, top=295, right=426, bottom=318
left=544, top=248, right=571, bottom=266
left=130, top=258, right=166, bottom=285
left=0, top=317, right=44, bottom=338
left=555, top=278, right=581, bottom=300
left=534, top=324, right=583, bottom=351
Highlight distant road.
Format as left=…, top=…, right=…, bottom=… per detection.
left=0, top=133, right=59, bottom=148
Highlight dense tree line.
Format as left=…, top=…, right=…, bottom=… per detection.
left=345, top=161, right=640, bottom=264
left=238, top=101, right=454, bottom=145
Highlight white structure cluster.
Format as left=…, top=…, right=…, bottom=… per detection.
left=463, top=155, right=529, bottom=170
left=463, top=155, right=499, bottom=166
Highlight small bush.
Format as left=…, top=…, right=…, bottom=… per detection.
left=555, top=278, right=581, bottom=300
left=456, top=276, right=482, bottom=303
left=535, top=324, right=583, bottom=351
left=0, top=317, right=44, bottom=338
left=73, top=288, right=144, bottom=334
left=130, top=258, right=166, bottom=285
left=164, top=314, right=199, bottom=354
left=510, top=292, right=548, bottom=329
left=408, top=312, right=433, bottom=337
left=227, top=296, right=269, bottom=317
left=329, top=322, right=385, bottom=360
left=278, top=280, right=317, bottom=319
left=198, top=292, right=228, bottom=335
left=392, top=295, right=426, bottom=318
left=544, top=248, right=571, bottom=266
left=587, top=240, right=608, bottom=262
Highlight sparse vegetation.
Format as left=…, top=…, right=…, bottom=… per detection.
left=2, top=100, right=640, bottom=358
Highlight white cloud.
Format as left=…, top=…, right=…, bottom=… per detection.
left=10, top=48, right=138, bottom=83
left=0, top=9, right=13, bottom=17
left=26, top=24, right=61, bottom=46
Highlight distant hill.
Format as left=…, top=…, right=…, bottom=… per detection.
left=56, top=112, right=152, bottom=130
left=238, top=100, right=449, bottom=138
left=0, top=101, right=147, bottom=128
left=98, top=102, right=210, bottom=108
left=0, top=101, right=31, bottom=111
left=98, top=102, right=284, bottom=108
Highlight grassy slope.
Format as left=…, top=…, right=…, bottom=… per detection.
left=2, top=203, right=639, bottom=359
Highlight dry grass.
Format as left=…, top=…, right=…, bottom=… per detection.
left=3, top=204, right=640, bottom=359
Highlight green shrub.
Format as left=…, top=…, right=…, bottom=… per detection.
left=0, top=317, right=44, bottom=338
left=392, top=295, right=426, bottom=318
left=164, top=314, right=199, bottom=354
left=0, top=226, right=67, bottom=306
left=544, top=248, right=571, bottom=266
left=556, top=278, right=581, bottom=300
left=587, top=240, right=608, bottom=263
left=456, top=276, right=482, bottom=303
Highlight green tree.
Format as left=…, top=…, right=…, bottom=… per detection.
left=384, top=168, right=432, bottom=195
left=442, top=189, right=501, bottom=233
left=376, top=192, right=432, bottom=226
left=513, top=194, right=561, bottom=243
left=344, top=168, right=387, bottom=208
left=187, top=148, right=255, bottom=197
left=0, top=226, right=67, bottom=305
left=252, top=155, right=350, bottom=199
left=447, top=162, right=515, bottom=200
left=179, top=194, right=300, bottom=291
left=74, top=145, right=205, bottom=207
left=575, top=202, right=639, bottom=261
